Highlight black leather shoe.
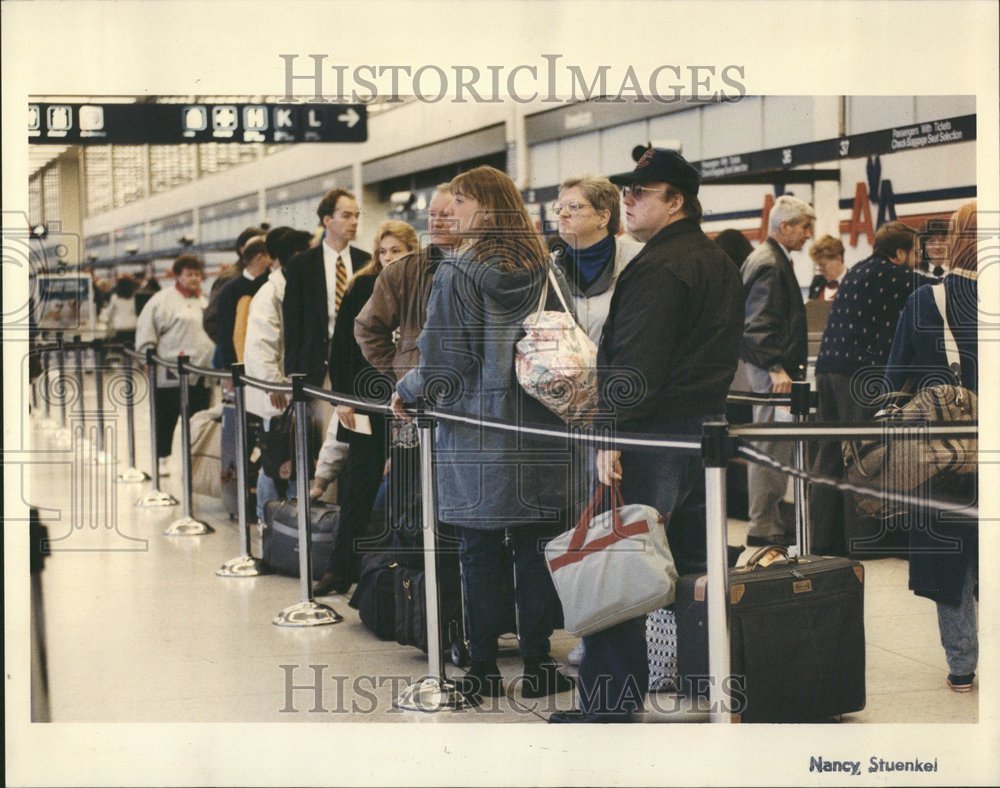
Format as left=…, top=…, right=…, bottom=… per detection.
left=521, top=659, right=575, bottom=698
left=455, top=661, right=505, bottom=699
left=313, top=572, right=351, bottom=596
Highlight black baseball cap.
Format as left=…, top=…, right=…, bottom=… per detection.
left=608, top=146, right=701, bottom=196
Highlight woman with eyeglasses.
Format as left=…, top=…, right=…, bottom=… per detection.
left=547, top=176, right=643, bottom=670
left=391, top=165, right=576, bottom=702
left=551, top=176, right=643, bottom=345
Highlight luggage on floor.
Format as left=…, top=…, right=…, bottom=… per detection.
left=675, top=545, right=866, bottom=723
left=646, top=546, right=741, bottom=693
left=647, top=606, right=678, bottom=692
left=349, top=550, right=399, bottom=640
left=346, top=498, right=463, bottom=652
left=393, top=562, right=462, bottom=654
left=170, top=405, right=223, bottom=498
left=261, top=499, right=340, bottom=578
left=221, top=401, right=262, bottom=521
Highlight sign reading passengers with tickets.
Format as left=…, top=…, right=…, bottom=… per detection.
left=35, top=274, right=96, bottom=333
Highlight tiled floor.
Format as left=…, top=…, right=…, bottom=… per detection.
left=27, top=379, right=978, bottom=726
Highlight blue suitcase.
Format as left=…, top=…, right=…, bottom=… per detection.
left=262, top=499, right=340, bottom=578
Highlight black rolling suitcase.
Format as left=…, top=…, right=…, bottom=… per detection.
left=262, top=499, right=340, bottom=578
left=221, top=401, right=262, bottom=521
left=675, top=545, right=866, bottom=723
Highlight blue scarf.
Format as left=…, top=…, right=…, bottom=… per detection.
left=569, top=234, right=615, bottom=290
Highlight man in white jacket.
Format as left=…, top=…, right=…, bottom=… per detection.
left=245, top=228, right=346, bottom=523
left=135, top=255, right=215, bottom=476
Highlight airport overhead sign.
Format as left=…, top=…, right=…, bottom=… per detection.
left=28, top=102, right=367, bottom=144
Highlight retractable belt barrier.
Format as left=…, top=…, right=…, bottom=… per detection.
left=29, top=339, right=982, bottom=721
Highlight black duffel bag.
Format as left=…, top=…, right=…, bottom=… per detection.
left=262, top=499, right=340, bottom=578
left=350, top=550, right=400, bottom=640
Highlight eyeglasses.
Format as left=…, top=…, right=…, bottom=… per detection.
left=620, top=184, right=667, bottom=200
left=552, top=201, right=593, bottom=216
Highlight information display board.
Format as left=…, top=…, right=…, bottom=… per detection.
left=28, top=102, right=367, bottom=145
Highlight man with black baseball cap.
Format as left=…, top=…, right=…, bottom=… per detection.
left=549, top=147, right=744, bottom=723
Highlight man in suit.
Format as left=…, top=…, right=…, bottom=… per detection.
left=282, top=188, right=371, bottom=386
left=807, top=234, right=847, bottom=301
left=739, top=195, right=815, bottom=547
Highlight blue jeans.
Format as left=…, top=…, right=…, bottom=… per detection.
left=456, top=522, right=564, bottom=663
left=580, top=416, right=709, bottom=717
left=936, top=558, right=978, bottom=676
left=256, top=468, right=293, bottom=524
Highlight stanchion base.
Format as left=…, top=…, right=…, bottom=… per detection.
left=134, top=489, right=179, bottom=507
left=118, top=467, right=151, bottom=483
left=272, top=600, right=343, bottom=627
left=164, top=516, right=215, bottom=536
left=216, top=555, right=270, bottom=578
left=393, top=677, right=468, bottom=712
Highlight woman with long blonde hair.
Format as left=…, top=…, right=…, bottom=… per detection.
left=392, top=166, right=576, bottom=701
left=313, top=220, right=419, bottom=597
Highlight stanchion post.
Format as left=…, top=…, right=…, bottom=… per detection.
left=164, top=354, right=213, bottom=535
left=394, top=397, right=465, bottom=712
left=217, top=364, right=269, bottom=577
left=273, top=374, right=341, bottom=626
left=134, top=348, right=178, bottom=507
left=56, top=334, right=67, bottom=430
left=38, top=342, right=57, bottom=428
left=73, top=335, right=84, bottom=418
left=146, top=348, right=160, bottom=485
left=702, top=420, right=733, bottom=724
left=790, top=381, right=812, bottom=557
left=50, top=333, right=75, bottom=450
left=92, top=339, right=111, bottom=462
left=42, top=344, right=52, bottom=422
left=30, top=346, right=39, bottom=414
left=118, top=353, right=149, bottom=482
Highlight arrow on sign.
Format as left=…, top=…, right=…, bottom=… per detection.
left=338, top=108, right=360, bottom=128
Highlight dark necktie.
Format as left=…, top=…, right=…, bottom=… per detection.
left=335, top=254, right=348, bottom=311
